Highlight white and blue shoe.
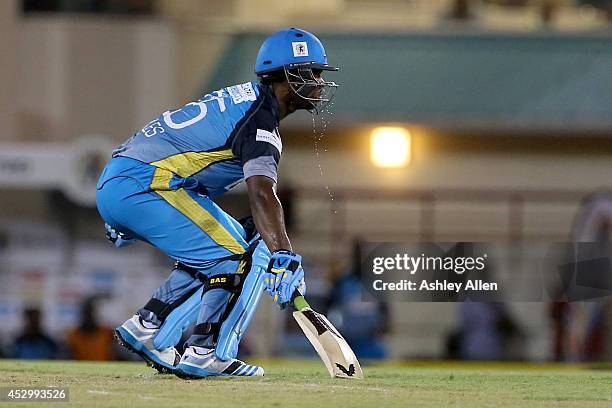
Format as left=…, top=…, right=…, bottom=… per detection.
left=175, top=346, right=264, bottom=379
left=114, top=314, right=180, bottom=374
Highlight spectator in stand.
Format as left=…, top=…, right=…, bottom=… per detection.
left=67, top=296, right=114, bottom=361
left=10, top=307, right=59, bottom=360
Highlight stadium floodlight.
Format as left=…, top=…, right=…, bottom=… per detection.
left=370, top=126, right=411, bottom=168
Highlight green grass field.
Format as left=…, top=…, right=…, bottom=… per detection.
left=1, top=359, right=611, bottom=407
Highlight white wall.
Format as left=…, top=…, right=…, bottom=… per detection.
left=279, top=140, right=608, bottom=248
left=16, top=17, right=176, bottom=142
left=281, top=139, right=612, bottom=192
left=0, top=0, right=17, bottom=140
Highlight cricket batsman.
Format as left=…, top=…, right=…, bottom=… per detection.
left=95, top=28, right=338, bottom=379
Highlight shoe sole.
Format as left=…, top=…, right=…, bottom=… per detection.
left=113, top=328, right=176, bottom=374
left=174, top=363, right=263, bottom=380
left=174, top=364, right=222, bottom=380
left=174, top=368, right=210, bottom=380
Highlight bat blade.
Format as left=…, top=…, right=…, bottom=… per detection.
left=293, top=307, right=364, bottom=379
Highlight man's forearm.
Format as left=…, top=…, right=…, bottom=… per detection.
left=249, top=189, right=292, bottom=252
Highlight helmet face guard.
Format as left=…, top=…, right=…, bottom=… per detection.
left=255, top=28, right=339, bottom=114
left=284, top=63, right=338, bottom=114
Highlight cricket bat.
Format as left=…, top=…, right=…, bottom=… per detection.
left=292, top=293, right=364, bottom=379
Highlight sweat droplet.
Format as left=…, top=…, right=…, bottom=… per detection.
left=311, top=106, right=336, bottom=211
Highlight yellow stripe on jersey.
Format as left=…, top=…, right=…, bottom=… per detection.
left=154, top=186, right=246, bottom=255
left=150, top=149, right=236, bottom=178
left=148, top=151, right=245, bottom=254
left=150, top=167, right=174, bottom=190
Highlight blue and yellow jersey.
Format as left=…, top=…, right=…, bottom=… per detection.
left=103, top=81, right=282, bottom=198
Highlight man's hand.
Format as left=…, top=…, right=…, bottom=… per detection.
left=265, top=250, right=306, bottom=306
left=104, top=223, right=136, bottom=248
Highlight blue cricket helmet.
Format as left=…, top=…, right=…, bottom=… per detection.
left=255, top=28, right=338, bottom=75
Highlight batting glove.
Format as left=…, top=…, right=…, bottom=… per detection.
left=265, top=250, right=306, bottom=306
left=104, top=223, right=136, bottom=248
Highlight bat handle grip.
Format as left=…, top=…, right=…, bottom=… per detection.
left=291, top=289, right=310, bottom=311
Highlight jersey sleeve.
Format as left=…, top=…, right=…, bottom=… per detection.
left=232, top=102, right=282, bottom=182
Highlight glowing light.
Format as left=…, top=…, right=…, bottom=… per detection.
left=370, top=127, right=411, bottom=168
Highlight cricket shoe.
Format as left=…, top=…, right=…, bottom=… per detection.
left=175, top=346, right=264, bottom=379
left=114, top=314, right=180, bottom=374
